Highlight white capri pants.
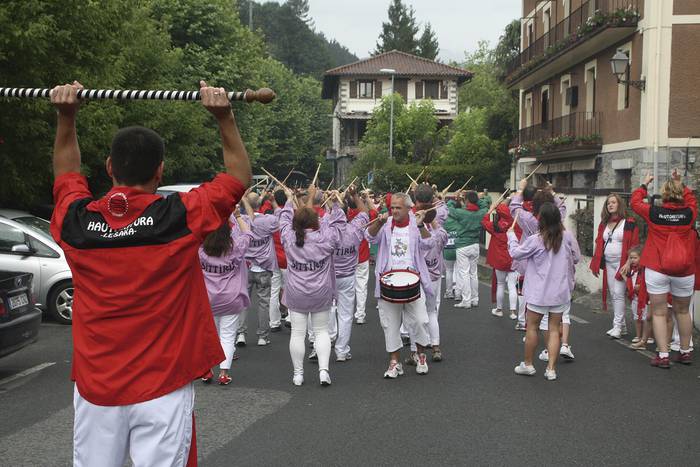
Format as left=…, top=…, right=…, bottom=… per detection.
left=354, top=260, right=370, bottom=320
left=269, top=267, right=287, bottom=327
left=495, top=269, right=517, bottom=311
left=444, top=258, right=456, bottom=295
left=379, top=291, right=430, bottom=353
left=605, top=258, right=627, bottom=330
left=289, top=309, right=331, bottom=374
left=214, top=313, right=241, bottom=370
left=531, top=303, right=570, bottom=331
left=329, top=275, right=356, bottom=356
left=645, top=268, right=695, bottom=297
left=411, top=278, right=442, bottom=350
left=73, top=383, right=194, bottom=467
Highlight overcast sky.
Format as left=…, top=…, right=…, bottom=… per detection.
left=305, top=0, right=522, bottom=63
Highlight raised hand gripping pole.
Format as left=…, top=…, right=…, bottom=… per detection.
left=0, top=87, right=276, bottom=104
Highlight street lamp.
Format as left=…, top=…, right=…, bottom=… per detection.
left=610, top=50, right=646, bottom=91
left=380, top=68, right=396, bottom=159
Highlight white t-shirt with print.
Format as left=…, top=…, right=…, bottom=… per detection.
left=389, top=225, right=414, bottom=270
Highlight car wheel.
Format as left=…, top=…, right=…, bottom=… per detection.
left=48, top=281, right=73, bottom=325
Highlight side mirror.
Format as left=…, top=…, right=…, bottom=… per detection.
left=11, top=244, right=32, bottom=255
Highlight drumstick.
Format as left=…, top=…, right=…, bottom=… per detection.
left=415, top=168, right=426, bottom=182
left=261, top=167, right=297, bottom=208
left=524, top=163, right=543, bottom=183
left=325, top=178, right=334, bottom=191
left=248, top=178, right=267, bottom=191
left=342, top=177, right=359, bottom=196
left=439, top=181, right=455, bottom=198
left=405, top=173, right=418, bottom=184
left=281, top=168, right=295, bottom=185
left=310, top=163, right=322, bottom=187
left=1, top=86, right=276, bottom=104
left=457, top=176, right=474, bottom=193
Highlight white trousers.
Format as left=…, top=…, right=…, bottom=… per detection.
left=411, top=278, right=442, bottom=350
left=495, top=270, right=518, bottom=311
left=455, top=244, right=480, bottom=304
left=330, top=275, right=356, bottom=356
left=269, top=268, right=287, bottom=327
left=605, top=259, right=627, bottom=330
left=214, top=314, right=240, bottom=370
left=290, top=310, right=331, bottom=374
left=73, top=383, right=194, bottom=467
left=444, top=259, right=456, bottom=295
left=379, top=292, right=429, bottom=353
left=354, top=261, right=370, bottom=320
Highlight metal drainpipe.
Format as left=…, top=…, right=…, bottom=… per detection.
left=652, top=0, right=663, bottom=194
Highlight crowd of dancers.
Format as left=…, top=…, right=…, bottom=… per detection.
left=200, top=171, right=697, bottom=386
left=48, top=81, right=696, bottom=465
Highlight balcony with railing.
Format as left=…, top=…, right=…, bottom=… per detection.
left=514, top=112, right=602, bottom=160
left=507, top=0, right=641, bottom=89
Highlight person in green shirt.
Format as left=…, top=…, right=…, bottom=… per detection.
left=443, top=199, right=461, bottom=299
left=448, top=191, right=490, bottom=308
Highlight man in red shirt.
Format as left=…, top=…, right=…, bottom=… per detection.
left=49, top=81, right=251, bottom=466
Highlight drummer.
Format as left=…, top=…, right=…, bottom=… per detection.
left=367, top=192, right=435, bottom=379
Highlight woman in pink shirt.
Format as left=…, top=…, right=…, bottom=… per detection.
left=199, top=210, right=252, bottom=385
left=275, top=188, right=346, bottom=387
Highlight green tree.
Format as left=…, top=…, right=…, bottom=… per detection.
left=417, top=23, right=440, bottom=60
left=493, top=19, right=521, bottom=77
left=374, top=0, right=419, bottom=55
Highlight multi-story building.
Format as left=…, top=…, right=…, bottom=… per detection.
left=510, top=0, right=700, bottom=194
left=508, top=0, right=700, bottom=301
left=322, top=50, right=472, bottom=183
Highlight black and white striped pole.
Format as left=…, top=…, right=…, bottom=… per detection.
left=0, top=87, right=276, bottom=104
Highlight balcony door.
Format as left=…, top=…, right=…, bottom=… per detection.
left=541, top=89, right=549, bottom=128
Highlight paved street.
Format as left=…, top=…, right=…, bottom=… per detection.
left=1, top=274, right=699, bottom=466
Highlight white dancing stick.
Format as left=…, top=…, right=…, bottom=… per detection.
left=524, top=163, right=543, bottom=183
left=310, top=163, right=322, bottom=187
left=0, top=86, right=276, bottom=104
left=457, top=176, right=474, bottom=193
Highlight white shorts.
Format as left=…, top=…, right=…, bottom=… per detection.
left=529, top=303, right=570, bottom=331
left=645, top=268, right=695, bottom=297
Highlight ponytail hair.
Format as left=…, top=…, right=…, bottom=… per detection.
left=292, top=207, right=320, bottom=248
left=203, top=222, right=233, bottom=257
left=538, top=202, right=563, bottom=253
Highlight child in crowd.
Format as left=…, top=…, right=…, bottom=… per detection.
left=621, top=246, right=652, bottom=350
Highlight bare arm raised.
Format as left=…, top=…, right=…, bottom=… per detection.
left=50, top=81, right=83, bottom=178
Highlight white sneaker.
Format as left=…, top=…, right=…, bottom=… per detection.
left=544, top=368, right=557, bottom=381
left=509, top=312, right=517, bottom=320
left=471, top=301, right=479, bottom=308
left=514, top=362, right=536, bottom=376
left=416, top=353, right=429, bottom=375
left=235, top=334, right=246, bottom=347
left=319, top=370, right=332, bottom=386
left=355, top=317, right=366, bottom=325
left=560, top=344, right=575, bottom=360
left=308, top=349, right=318, bottom=361
left=670, top=342, right=681, bottom=352
left=605, top=328, right=614, bottom=336
left=292, top=373, right=304, bottom=386
left=336, top=353, right=352, bottom=362
left=257, top=337, right=269, bottom=346
left=455, top=301, right=471, bottom=308
left=609, top=327, right=622, bottom=339
left=538, top=349, right=549, bottom=362
left=491, top=308, right=503, bottom=317
left=383, top=360, right=404, bottom=379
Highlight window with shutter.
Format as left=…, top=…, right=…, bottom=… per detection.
left=358, top=80, right=374, bottom=98
left=424, top=80, right=439, bottom=99
left=375, top=80, right=382, bottom=99
left=349, top=81, right=357, bottom=98
left=415, top=81, right=423, bottom=99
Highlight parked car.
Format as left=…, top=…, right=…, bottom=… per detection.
left=156, top=184, right=200, bottom=197
left=0, top=210, right=73, bottom=324
left=0, top=270, right=42, bottom=358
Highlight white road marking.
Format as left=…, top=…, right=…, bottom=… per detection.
left=0, top=362, right=56, bottom=387
left=612, top=338, right=655, bottom=358
left=569, top=314, right=589, bottom=324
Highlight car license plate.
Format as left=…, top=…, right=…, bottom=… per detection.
left=9, top=294, right=29, bottom=310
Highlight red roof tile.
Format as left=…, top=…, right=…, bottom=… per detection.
left=324, top=50, right=472, bottom=79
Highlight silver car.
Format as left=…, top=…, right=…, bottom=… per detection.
left=0, top=210, right=73, bottom=324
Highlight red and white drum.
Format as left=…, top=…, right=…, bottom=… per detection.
left=379, top=269, right=421, bottom=303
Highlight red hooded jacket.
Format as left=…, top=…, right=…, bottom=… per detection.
left=630, top=185, right=697, bottom=276
left=259, top=200, right=286, bottom=269
left=481, top=205, right=516, bottom=272
left=589, top=217, right=639, bottom=309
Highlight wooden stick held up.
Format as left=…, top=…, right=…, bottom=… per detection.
left=457, top=176, right=474, bottom=193
left=281, top=168, right=295, bottom=185
left=310, top=163, right=322, bottom=187
left=524, top=163, right=543, bottom=183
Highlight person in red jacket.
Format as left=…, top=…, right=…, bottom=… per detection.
left=590, top=194, right=640, bottom=339
left=482, top=200, right=518, bottom=319
left=50, top=81, right=251, bottom=466
left=630, top=170, right=697, bottom=367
